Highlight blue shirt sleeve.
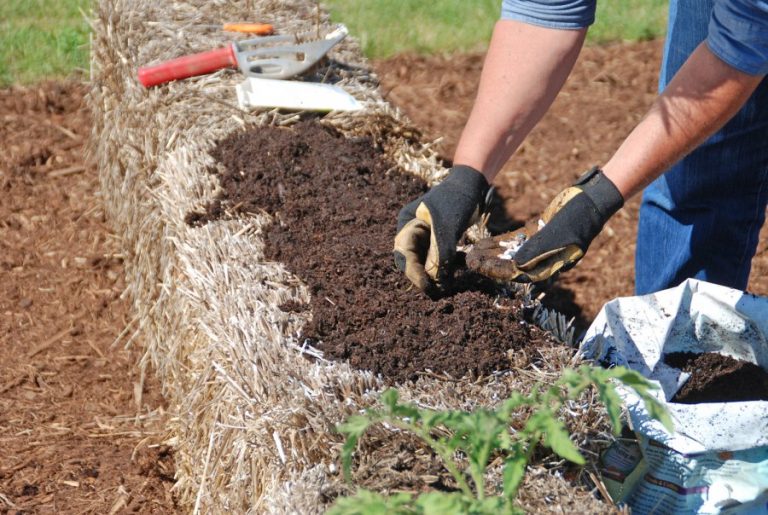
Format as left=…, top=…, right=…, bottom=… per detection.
left=707, top=0, right=768, bottom=75
left=501, top=0, right=597, bottom=30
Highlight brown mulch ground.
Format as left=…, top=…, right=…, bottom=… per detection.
left=373, top=40, right=768, bottom=325
left=0, top=82, right=176, bottom=514
left=197, top=120, right=560, bottom=383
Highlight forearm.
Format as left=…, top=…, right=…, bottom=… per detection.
left=453, top=20, right=587, bottom=182
left=602, top=43, right=764, bottom=199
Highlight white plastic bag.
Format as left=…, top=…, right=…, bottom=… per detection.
left=580, top=279, right=768, bottom=514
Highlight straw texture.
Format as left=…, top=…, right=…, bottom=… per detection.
left=88, top=1, right=610, bottom=512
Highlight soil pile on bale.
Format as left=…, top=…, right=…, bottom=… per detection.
left=665, top=352, right=768, bottom=403
left=190, top=120, right=556, bottom=383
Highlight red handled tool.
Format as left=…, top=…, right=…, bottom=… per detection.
left=137, top=24, right=348, bottom=88
left=138, top=45, right=238, bottom=87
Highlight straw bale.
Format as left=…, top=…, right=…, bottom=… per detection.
left=88, top=0, right=611, bottom=512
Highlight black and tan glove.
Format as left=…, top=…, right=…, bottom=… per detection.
left=394, top=165, right=490, bottom=290
left=467, top=167, right=623, bottom=283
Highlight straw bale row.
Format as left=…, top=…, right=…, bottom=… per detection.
left=88, top=0, right=608, bottom=512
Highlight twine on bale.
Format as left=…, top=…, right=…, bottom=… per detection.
left=88, top=0, right=612, bottom=512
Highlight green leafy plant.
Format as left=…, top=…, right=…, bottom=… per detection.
left=330, top=365, right=672, bottom=515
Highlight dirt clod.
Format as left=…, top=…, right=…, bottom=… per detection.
left=665, top=352, right=768, bottom=403
left=200, top=120, right=558, bottom=383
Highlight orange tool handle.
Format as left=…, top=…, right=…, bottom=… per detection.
left=222, top=22, right=274, bottom=35
left=137, top=44, right=238, bottom=88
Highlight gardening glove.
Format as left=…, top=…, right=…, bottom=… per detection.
left=467, top=167, right=623, bottom=283
left=393, top=165, right=490, bottom=290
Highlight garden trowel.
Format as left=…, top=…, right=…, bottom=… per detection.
left=138, top=24, right=349, bottom=87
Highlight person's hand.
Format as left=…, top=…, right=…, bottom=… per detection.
left=467, top=167, right=623, bottom=283
left=394, top=165, right=490, bottom=290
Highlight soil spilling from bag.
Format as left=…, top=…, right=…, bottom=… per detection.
left=191, top=120, right=558, bottom=383
left=665, top=352, right=768, bottom=403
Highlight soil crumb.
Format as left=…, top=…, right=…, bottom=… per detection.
left=196, top=120, right=559, bottom=383
left=665, top=352, right=768, bottom=403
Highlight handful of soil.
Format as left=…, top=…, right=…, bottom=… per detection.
left=665, top=352, right=768, bottom=404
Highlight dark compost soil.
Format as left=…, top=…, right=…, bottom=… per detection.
left=193, top=120, right=559, bottom=383
left=665, top=352, right=768, bottom=404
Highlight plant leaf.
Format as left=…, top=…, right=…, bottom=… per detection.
left=337, top=415, right=371, bottom=481
left=381, top=389, right=399, bottom=409
left=502, top=451, right=527, bottom=500
left=380, top=389, right=420, bottom=419
left=613, top=368, right=657, bottom=389
left=594, top=380, right=623, bottom=434
left=337, top=415, right=371, bottom=438
left=499, top=392, right=527, bottom=417
left=642, top=395, right=675, bottom=432
left=607, top=367, right=674, bottom=433
left=559, top=367, right=584, bottom=388
left=543, top=416, right=585, bottom=465
left=470, top=496, right=511, bottom=514
left=327, top=489, right=414, bottom=515
left=418, top=409, right=441, bottom=430
left=414, top=492, right=467, bottom=515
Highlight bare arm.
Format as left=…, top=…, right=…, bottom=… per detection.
left=465, top=41, right=765, bottom=285
left=602, top=43, right=764, bottom=199
left=453, top=20, right=587, bottom=182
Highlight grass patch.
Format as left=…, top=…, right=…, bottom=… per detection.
left=0, top=0, right=667, bottom=85
left=0, top=0, right=91, bottom=86
left=323, top=0, right=500, bottom=58
left=323, top=0, right=668, bottom=59
left=593, top=0, right=668, bottom=43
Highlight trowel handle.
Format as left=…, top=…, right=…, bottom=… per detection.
left=138, top=44, right=238, bottom=87
left=222, top=23, right=273, bottom=35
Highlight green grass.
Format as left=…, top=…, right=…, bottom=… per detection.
left=0, top=0, right=92, bottom=86
left=593, top=0, right=669, bottom=43
left=324, top=0, right=501, bottom=58
left=323, top=0, right=669, bottom=59
left=0, top=0, right=667, bottom=85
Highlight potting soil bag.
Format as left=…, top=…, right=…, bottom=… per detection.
left=579, top=278, right=768, bottom=514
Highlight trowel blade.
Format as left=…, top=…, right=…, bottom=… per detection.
left=236, top=77, right=363, bottom=112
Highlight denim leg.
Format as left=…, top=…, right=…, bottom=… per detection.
left=635, top=0, right=768, bottom=295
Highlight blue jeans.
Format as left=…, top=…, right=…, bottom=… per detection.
left=635, top=0, right=768, bottom=295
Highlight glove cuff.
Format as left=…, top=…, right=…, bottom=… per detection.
left=444, top=165, right=490, bottom=205
left=575, top=167, right=624, bottom=219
